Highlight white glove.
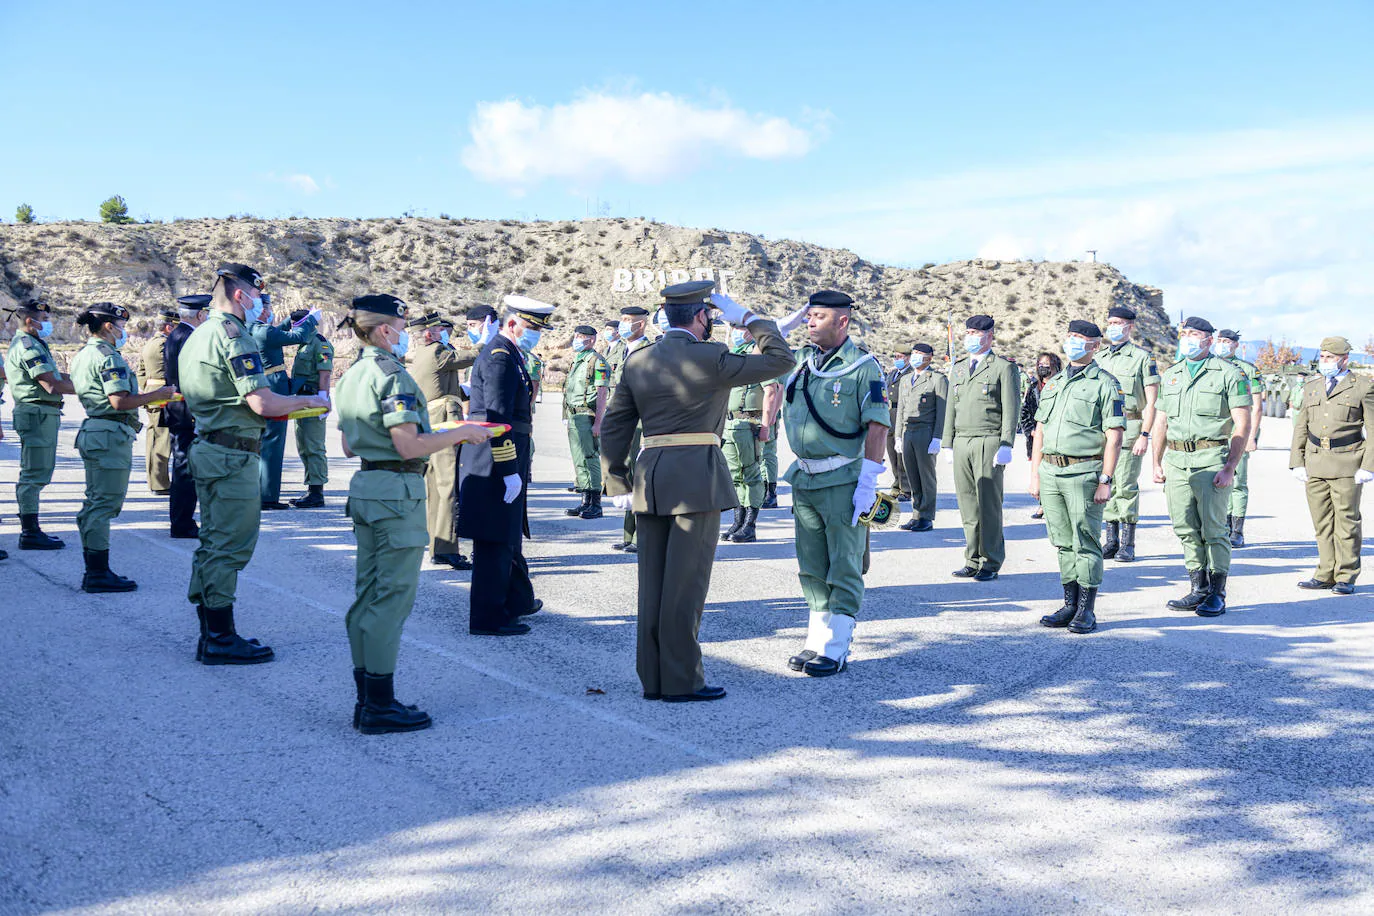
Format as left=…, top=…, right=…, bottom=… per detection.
left=850, top=459, right=884, bottom=526
left=710, top=292, right=750, bottom=326
left=1357, top=469, right=1374, bottom=485
left=994, top=445, right=1014, bottom=466
left=927, top=437, right=942, bottom=456
left=502, top=473, right=522, bottom=504
left=776, top=305, right=810, bottom=336
left=610, top=493, right=634, bottom=511
left=315, top=391, right=330, bottom=408
left=1291, top=467, right=1308, bottom=483
left=478, top=316, right=498, bottom=346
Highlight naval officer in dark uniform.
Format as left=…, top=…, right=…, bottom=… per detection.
left=164, top=294, right=210, bottom=538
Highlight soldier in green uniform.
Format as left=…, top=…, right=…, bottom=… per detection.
left=287, top=310, right=335, bottom=508
left=608, top=305, right=652, bottom=554
left=4, top=298, right=73, bottom=549
left=884, top=349, right=913, bottom=499
left=137, top=308, right=178, bottom=494
left=335, top=294, right=492, bottom=733
left=1150, top=316, right=1252, bottom=617
left=598, top=320, right=620, bottom=358
left=779, top=290, right=890, bottom=677
left=1094, top=305, right=1159, bottom=562
left=1212, top=329, right=1263, bottom=548
left=178, top=264, right=330, bottom=664
left=249, top=301, right=321, bottom=510
left=895, top=342, right=947, bottom=531
left=1291, top=336, right=1374, bottom=595
left=718, top=324, right=772, bottom=542
left=562, top=324, right=611, bottom=519
left=759, top=409, right=783, bottom=508
left=942, top=315, right=1022, bottom=581
left=1029, top=321, right=1125, bottom=634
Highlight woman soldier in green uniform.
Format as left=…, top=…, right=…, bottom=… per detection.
left=70, top=302, right=176, bottom=592
left=335, top=294, right=491, bottom=734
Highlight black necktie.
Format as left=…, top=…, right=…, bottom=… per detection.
left=1327, top=377, right=1337, bottom=396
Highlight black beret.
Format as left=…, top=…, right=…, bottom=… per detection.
left=351, top=294, right=408, bottom=319
left=965, top=314, right=994, bottom=331
left=574, top=325, right=597, bottom=336
left=86, top=302, right=130, bottom=322
left=1068, top=319, right=1102, bottom=338
left=619, top=305, right=650, bottom=317
left=662, top=281, right=715, bottom=305
left=289, top=308, right=311, bottom=324
left=465, top=304, right=497, bottom=322
left=19, top=297, right=49, bottom=311
left=1107, top=306, right=1137, bottom=320
left=1181, top=316, right=1214, bottom=334
left=177, top=294, right=212, bottom=309
left=808, top=290, right=854, bottom=308
left=604, top=319, right=619, bottom=328
left=1216, top=329, right=1240, bottom=341
left=911, top=342, right=934, bottom=355
left=215, top=263, right=265, bottom=290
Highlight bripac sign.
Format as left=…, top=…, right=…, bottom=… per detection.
left=612, top=267, right=737, bottom=295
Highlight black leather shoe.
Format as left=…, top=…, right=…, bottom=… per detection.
left=609, top=540, right=627, bottom=551
left=200, top=605, right=275, bottom=665
left=432, top=552, right=473, bottom=570
left=1169, top=569, right=1210, bottom=609
left=1333, top=582, right=1356, bottom=596
left=1040, top=582, right=1080, bottom=628
left=170, top=527, right=200, bottom=539
left=18, top=512, right=64, bottom=550
left=81, top=549, right=138, bottom=593
left=761, top=484, right=778, bottom=509
left=518, top=599, right=543, bottom=617
left=450, top=554, right=473, bottom=571
left=261, top=501, right=292, bottom=511
left=622, top=543, right=638, bottom=554
left=661, top=686, right=727, bottom=702
left=730, top=507, right=759, bottom=542
left=912, top=519, right=934, bottom=532
left=0, top=547, right=7, bottom=561
left=564, top=491, right=591, bottom=517
left=1298, top=578, right=1335, bottom=590
left=721, top=507, right=745, bottom=541
left=898, top=519, right=916, bottom=531
left=952, top=566, right=978, bottom=578
left=469, top=623, right=532, bottom=636
left=359, top=672, right=432, bottom=735
left=290, top=486, right=325, bottom=509
left=1229, top=515, right=1246, bottom=549
left=803, top=656, right=847, bottom=677
left=973, top=568, right=999, bottom=582
left=788, top=649, right=817, bottom=672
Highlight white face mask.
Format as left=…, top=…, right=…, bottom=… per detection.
left=1213, top=341, right=1235, bottom=358
left=1063, top=337, right=1090, bottom=361
left=243, top=295, right=265, bottom=324
left=1319, top=359, right=1343, bottom=378
left=1179, top=337, right=1207, bottom=360
left=572, top=338, right=588, bottom=352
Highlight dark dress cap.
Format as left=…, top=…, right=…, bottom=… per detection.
left=661, top=281, right=715, bottom=305
left=574, top=324, right=597, bottom=336
left=177, top=294, right=212, bottom=309
left=465, top=304, right=498, bottom=322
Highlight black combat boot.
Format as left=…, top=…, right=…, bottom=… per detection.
left=564, top=490, right=591, bottom=517
left=1040, top=581, right=1081, bottom=628
left=579, top=491, right=603, bottom=519
left=1196, top=572, right=1227, bottom=617
left=762, top=483, right=778, bottom=509
left=1229, top=516, right=1246, bottom=548
left=200, top=605, right=275, bottom=665
left=194, top=605, right=209, bottom=661
left=1168, top=569, right=1210, bottom=610
left=353, top=667, right=365, bottom=730
left=18, top=513, right=63, bottom=550
left=81, top=549, right=137, bottom=593
left=290, top=485, right=325, bottom=509
left=722, top=507, right=745, bottom=541
left=359, top=672, right=432, bottom=735
left=731, top=507, right=759, bottom=542
left=1102, top=521, right=1120, bottom=559
left=1068, top=586, right=1098, bottom=634
left=1117, top=522, right=1137, bottom=562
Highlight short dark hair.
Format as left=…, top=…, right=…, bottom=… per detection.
left=664, top=303, right=704, bottom=328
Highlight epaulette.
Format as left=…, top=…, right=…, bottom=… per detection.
left=378, top=354, right=404, bottom=375
left=96, top=341, right=115, bottom=356
left=316, top=333, right=327, bottom=343
left=224, top=322, right=240, bottom=339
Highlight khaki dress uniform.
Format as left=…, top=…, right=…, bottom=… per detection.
left=942, top=352, right=1021, bottom=576
left=290, top=332, right=335, bottom=493
left=896, top=366, right=948, bottom=526
left=1094, top=341, right=1159, bottom=558
left=1157, top=355, right=1251, bottom=615
left=1290, top=368, right=1374, bottom=589
left=563, top=345, right=611, bottom=516
left=608, top=334, right=652, bottom=551
left=138, top=330, right=172, bottom=493
left=5, top=329, right=66, bottom=545
left=885, top=363, right=912, bottom=496
left=410, top=334, right=476, bottom=560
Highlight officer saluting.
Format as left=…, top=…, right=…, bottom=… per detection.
left=1094, top=305, right=1159, bottom=562
left=1030, top=321, right=1125, bottom=634
left=602, top=282, right=793, bottom=702
left=779, top=290, right=890, bottom=676
left=895, top=342, right=947, bottom=531
left=408, top=311, right=474, bottom=569
left=1150, top=317, right=1251, bottom=617
left=1291, top=336, right=1374, bottom=596
left=458, top=295, right=553, bottom=636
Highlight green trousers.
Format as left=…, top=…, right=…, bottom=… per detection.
left=75, top=421, right=135, bottom=552
left=566, top=412, right=602, bottom=491
left=635, top=511, right=717, bottom=695
left=1163, top=449, right=1232, bottom=573
left=761, top=417, right=780, bottom=484
left=187, top=440, right=262, bottom=608
left=294, top=415, right=329, bottom=486
left=1229, top=451, right=1250, bottom=517
left=901, top=422, right=938, bottom=520
left=793, top=482, right=867, bottom=619
left=1305, top=475, right=1362, bottom=584
left=145, top=419, right=171, bottom=493
left=346, top=492, right=427, bottom=674
left=723, top=419, right=763, bottom=508
left=622, top=426, right=641, bottom=545
left=1103, top=418, right=1144, bottom=523
left=953, top=434, right=1006, bottom=572
left=12, top=403, right=60, bottom=514
left=1039, top=461, right=1105, bottom=587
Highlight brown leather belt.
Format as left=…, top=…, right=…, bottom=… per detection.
left=201, top=429, right=262, bottom=454
left=567, top=408, right=594, bottom=416
left=1167, top=438, right=1227, bottom=452
left=1042, top=454, right=1102, bottom=467
left=361, top=458, right=427, bottom=474
left=1310, top=432, right=1363, bottom=450
left=263, top=364, right=287, bottom=376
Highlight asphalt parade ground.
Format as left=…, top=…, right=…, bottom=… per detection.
left=3, top=396, right=1373, bottom=914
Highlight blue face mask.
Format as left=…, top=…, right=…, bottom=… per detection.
left=244, top=295, right=265, bottom=324
left=518, top=328, right=541, bottom=352
left=113, top=331, right=127, bottom=350
left=1063, top=337, right=1090, bottom=362
left=1106, top=324, right=1128, bottom=344
left=391, top=329, right=410, bottom=358
left=37, top=320, right=54, bottom=339
left=893, top=357, right=906, bottom=370
left=618, top=320, right=633, bottom=337
left=1319, top=359, right=1343, bottom=378
left=467, top=328, right=481, bottom=344
left=439, top=330, right=451, bottom=347
left=572, top=338, right=588, bottom=352
left=1213, top=341, right=1235, bottom=359
left=963, top=334, right=984, bottom=354
left=656, top=311, right=671, bottom=332
left=1180, top=337, right=1207, bottom=360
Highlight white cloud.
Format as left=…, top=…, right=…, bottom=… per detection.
left=462, top=91, right=815, bottom=187
left=266, top=172, right=321, bottom=194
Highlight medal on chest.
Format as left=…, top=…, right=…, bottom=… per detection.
left=831, top=380, right=842, bottom=407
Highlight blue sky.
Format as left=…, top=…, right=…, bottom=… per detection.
left=2, top=0, right=1371, bottom=342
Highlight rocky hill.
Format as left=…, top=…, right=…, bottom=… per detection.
left=0, top=217, right=1172, bottom=381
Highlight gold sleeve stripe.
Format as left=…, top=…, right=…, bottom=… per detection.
left=491, top=442, right=518, bottom=462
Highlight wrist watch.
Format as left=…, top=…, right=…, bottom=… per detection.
left=1098, top=473, right=1113, bottom=485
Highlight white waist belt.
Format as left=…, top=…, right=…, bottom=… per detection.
left=796, top=455, right=859, bottom=474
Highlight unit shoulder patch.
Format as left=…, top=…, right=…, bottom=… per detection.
left=381, top=392, right=418, bottom=415
left=230, top=353, right=264, bottom=379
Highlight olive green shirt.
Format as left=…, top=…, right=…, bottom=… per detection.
left=1034, top=362, right=1125, bottom=456
left=178, top=310, right=271, bottom=437
left=72, top=338, right=139, bottom=424
left=1157, top=356, right=1251, bottom=442
left=727, top=341, right=766, bottom=413
left=291, top=333, right=335, bottom=381
left=610, top=336, right=650, bottom=390
left=782, top=337, right=890, bottom=489
left=4, top=330, right=63, bottom=408
left=335, top=345, right=430, bottom=463
left=564, top=347, right=610, bottom=414
left=896, top=367, right=949, bottom=428
left=942, top=351, right=1022, bottom=446
left=1094, top=341, right=1159, bottom=416
left=1222, top=356, right=1261, bottom=400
